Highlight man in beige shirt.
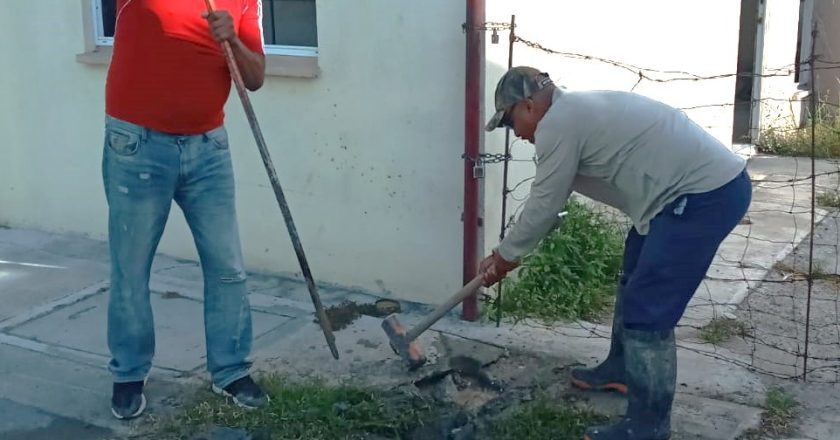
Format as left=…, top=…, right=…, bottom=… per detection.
left=481, top=66, right=751, bottom=440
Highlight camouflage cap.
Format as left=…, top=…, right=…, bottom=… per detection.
left=485, top=66, right=553, bottom=131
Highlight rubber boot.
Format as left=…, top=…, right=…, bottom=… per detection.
left=570, top=289, right=627, bottom=394
left=584, top=328, right=676, bottom=440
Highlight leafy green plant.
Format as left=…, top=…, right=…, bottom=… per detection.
left=489, top=198, right=625, bottom=322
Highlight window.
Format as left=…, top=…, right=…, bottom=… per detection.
left=261, top=0, right=318, bottom=56
left=92, top=0, right=318, bottom=57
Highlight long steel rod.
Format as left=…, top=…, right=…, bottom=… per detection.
left=204, top=0, right=339, bottom=359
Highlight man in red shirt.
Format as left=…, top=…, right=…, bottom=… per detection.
left=102, top=0, right=267, bottom=419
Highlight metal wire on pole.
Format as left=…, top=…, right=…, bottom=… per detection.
left=496, top=14, right=516, bottom=328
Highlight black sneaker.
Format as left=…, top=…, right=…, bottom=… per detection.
left=111, top=380, right=146, bottom=420
left=211, top=376, right=269, bottom=409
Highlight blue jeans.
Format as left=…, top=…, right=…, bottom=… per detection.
left=621, top=169, right=753, bottom=331
left=102, top=116, right=252, bottom=388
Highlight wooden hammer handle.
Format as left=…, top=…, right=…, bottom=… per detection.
left=405, top=275, right=485, bottom=341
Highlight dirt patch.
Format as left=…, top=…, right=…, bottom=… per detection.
left=356, top=338, right=381, bottom=349
left=414, top=355, right=504, bottom=412
left=159, top=290, right=188, bottom=300
left=406, top=351, right=624, bottom=439
left=323, top=299, right=401, bottom=331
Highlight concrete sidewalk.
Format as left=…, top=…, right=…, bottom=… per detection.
left=680, top=156, right=840, bottom=332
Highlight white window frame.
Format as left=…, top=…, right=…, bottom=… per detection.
left=90, top=0, right=318, bottom=58
left=91, top=0, right=112, bottom=47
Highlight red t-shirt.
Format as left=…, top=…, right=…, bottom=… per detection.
left=105, top=0, right=264, bottom=134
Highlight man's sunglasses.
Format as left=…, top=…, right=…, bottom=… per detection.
left=500, top=101, right=524, bottom=130
left=500, top=102, right=519, bottom=129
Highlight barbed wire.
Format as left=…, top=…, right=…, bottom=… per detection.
left=515, top=36, right=840, bottom=82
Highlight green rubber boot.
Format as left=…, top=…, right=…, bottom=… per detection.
left=584, top=328, right=675, bottom=440
left=570, top=290, right=627, bottom=394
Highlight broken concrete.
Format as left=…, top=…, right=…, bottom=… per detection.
left=252, top=314, right=509, bottom=391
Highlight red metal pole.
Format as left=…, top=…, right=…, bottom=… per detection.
left=462, top=0, right=485, bottom=321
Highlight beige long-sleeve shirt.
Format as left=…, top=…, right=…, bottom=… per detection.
left=497, top=89, right=746, bottom=262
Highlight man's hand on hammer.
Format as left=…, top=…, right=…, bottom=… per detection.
left=479, top=250, right=519, bottom=287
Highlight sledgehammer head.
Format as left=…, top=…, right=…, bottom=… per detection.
left=381, top=314, right=427, bottom=370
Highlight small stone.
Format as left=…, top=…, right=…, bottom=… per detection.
left=452, top=372, right=473, bottom=390
left=451, top=415, right=476, bottom=440
left=433, top=376, right=460, bottom=401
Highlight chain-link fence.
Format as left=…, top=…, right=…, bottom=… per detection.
left=481, top=18, right=840, bottom=382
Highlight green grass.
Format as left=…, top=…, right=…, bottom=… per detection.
left=813, top=262, right=829, bottom=279
left=763, top=388, right=798, bottom=435
left=774, top=261, right=834, bottom=281
left=154, top=376, right=446, bottom=439
left=739, top=387, right=798, bottom=439
left=700, top=317, right=748, bottom=345
left=817, top=190, right=840, bottom=208
left=756, top=109, right=840, bottom=158
left=488, top=397, right=607, bottom=440
left=488, top=198, right=625, bottom=322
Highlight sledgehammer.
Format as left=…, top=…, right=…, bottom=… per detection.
left=382, top=275, right=485, bottom=369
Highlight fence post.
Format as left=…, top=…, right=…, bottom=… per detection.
left=803, top=24, right=818, bottom=382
